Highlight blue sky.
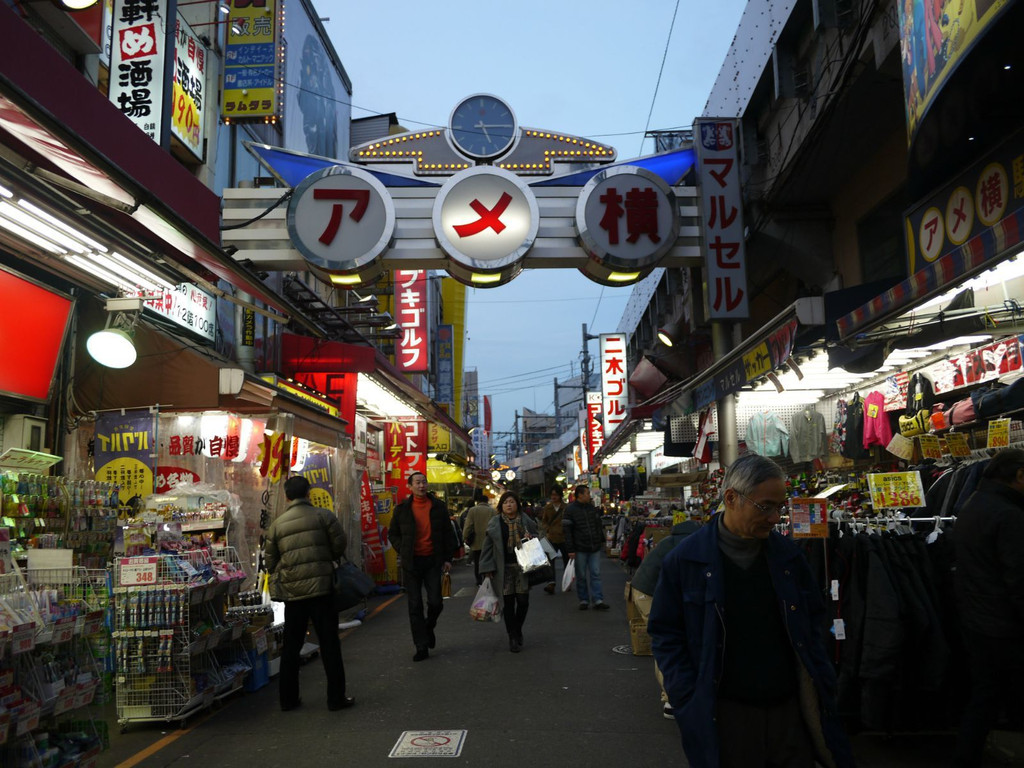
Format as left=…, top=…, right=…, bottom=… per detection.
left=325, top=0, right=747, bottom=443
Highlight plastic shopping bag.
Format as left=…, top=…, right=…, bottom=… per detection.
left=469, top=576, right=501, bottom=622
left=539, top=537, right=558, bottom=560
left=514, top=538, right=549, bottom=572
left=562, top=559, right=576, bottom=592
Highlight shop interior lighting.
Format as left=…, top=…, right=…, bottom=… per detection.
left=67, top=254, right=136, bottom=292
left=356, top=373, right=418, bottom=418
left=607, top=271, right=642, bottom=282
left=0, top=183, right=12, bottom=198
left=738, top=389, right=826, bottom=408
left=916, top=252, right=1024, bottom=312
left=657, top=317, right=684, bottom=347
left=55, top=0, right=100, bottom=10
left=86, top=296, right=149, bottom=369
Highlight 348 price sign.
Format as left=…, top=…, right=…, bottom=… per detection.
left=867, top=471, right=927, bottom=509
left=119, top=557, right=159, bottom=586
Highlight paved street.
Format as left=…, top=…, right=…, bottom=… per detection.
left=99, top=555, right=1009, bottom=768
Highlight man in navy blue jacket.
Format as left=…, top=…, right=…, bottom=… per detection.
left=648, top=454, right=854, bottom=768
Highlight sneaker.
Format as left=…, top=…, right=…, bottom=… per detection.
left=663, top=703, right=674, bottom=720
left=578, top=602, right=589, bottom=610
left=593, top=602, right=610, bottom=611
left=328, top=696, right=355, bottom=711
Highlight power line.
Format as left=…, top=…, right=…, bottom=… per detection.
left=638, top=0, right=681, bottom=157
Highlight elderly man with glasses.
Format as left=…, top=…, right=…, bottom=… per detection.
left=648, top=454, right=854, bottom=768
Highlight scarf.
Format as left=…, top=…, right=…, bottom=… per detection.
left=504, top=513, right=525, bottom=551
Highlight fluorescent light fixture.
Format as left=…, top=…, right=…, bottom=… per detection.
left=470, top=272, right=502, bottom=284
left=80, top=252, right=161, bottom=292
left=108, top=251, right=176, bottom=290
left=0, top=183, right=13, bottom=198
left=17, top=200, right=107, bottom=252
left=0, top=212, right=65, bottom=254
left=607, top=271, right=642, bottom=282
left=66, top=254, right=136, bottom=291
left=738, top=389, right=826, bottom=407
left=0, top=202, right=86, bottom=253
left=356, top=373, right=418, bottom=417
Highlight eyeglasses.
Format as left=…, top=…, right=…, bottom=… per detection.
left=737, top=493, right=788, bottom=517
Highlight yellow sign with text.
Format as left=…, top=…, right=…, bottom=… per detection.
left=867, top=471, right=926, bottom=509
left=742, top=342, right=772, bottom=381
left=988, top=418, right=1011, bottom=449
left=945, top=431, right=971, bottom=458
left=918, top=434, right=943, bottom=460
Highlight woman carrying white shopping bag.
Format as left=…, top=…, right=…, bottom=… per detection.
left=478, top=491, right=539, bottom=653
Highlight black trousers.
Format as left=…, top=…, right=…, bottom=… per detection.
left=955, top=630, right=1024, bottom=767
left=471, top=549, right=484, bottom=586
left=502, top=593, right=529, bottom=639
left=403, top=556, right=444, bottom=650
left=716, top=695, right=815, bottom=768
left=280, top=594, right=346, bottom=709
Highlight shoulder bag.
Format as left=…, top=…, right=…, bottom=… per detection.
left=333, top=558, right=375, bottom=612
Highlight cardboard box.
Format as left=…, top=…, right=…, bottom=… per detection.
left=630, top=618, right=652, bottom=656
left=624, top=582, right=640, bottom=622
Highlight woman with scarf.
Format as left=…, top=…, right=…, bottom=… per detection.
left=479, top=491, right=539, bottom=653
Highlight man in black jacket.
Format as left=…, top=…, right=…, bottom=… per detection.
left=953, top=448, right=1024, bottom=767
left=389, top=472, right=458, bottom=662
left=563, top=485, right=609, bottom=610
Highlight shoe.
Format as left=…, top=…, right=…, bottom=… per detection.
left=413, top=647, right=429, bottom=662
left=509, top=636, right=520, bottom=653
left=281, top=698, right=302, bottom=712
left=594, top=602, right=610, bottom=611
left=663, top=703, right=674, bottom=720
left=515, top=631, right=524, bottom=647
left=427, top=629, right=436, bottom=649
left=543, top=583, right=555, bottom=595
left=578, top=603, right=589, bottom=610
left=329, top=696, right=355, bottom=711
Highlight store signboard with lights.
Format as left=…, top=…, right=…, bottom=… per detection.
left=222, top=0, right=281, bottom=121
left=172, top=16, right=207, bottom=160
left=586, top=392, right=604, bottom=467
left=599, top=333, right=630, bottom=436
left=126, top=283, right=216, bottom=341
left=109, top=0, right=171, bottom=145
left=396, top=269, right=428, bottom=372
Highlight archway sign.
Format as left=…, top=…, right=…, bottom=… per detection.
left=222, top=94, right=704, bottom=289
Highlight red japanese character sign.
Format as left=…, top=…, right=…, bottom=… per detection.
left=944, top=186, right=973, bottom=246
left=696, top=118, right=749, bottom=319
left=576, top=166, right=679, bottom=273
left=586, top=392, right=604, bottom=467
left=600, top=333, right=630, bottom=436
left=433, top=167, right=538, bottom=274
left=975, top=162, right=1009, bottom=227
left=288, top=165, right=395, bottom=277
left=918, top=206, right=944, bottom=263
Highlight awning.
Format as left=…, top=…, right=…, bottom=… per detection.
left=0, top=2, right=293, bottom=316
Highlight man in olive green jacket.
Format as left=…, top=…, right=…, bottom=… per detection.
left=265, top=475, right=353, bottom=712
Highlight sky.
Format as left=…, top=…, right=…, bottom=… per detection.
left=324, top=0, right=748, bottom=444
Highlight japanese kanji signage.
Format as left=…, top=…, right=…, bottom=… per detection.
left=126, top=283, right=216, bottom=341
left=109, top=0, right=171, bottom=145
left=172, top=16, right=206, bottom=160
left=433, top=167, right=539, bottom=278
left=287, top=165, right=396, bottom=277
left=576, top=166, right=679, bottom=275
left=94, top=409, right=156, bottom=506
left=396, top=269, right=428, bottom=372
left=384, top=419, right=427, bottom=504
left=222, top=0, right=280, bottom=120
left=905, top=135, right=1024, bottom=274
left=696, top=118, right=748, bottom=319
left=360, top=470, right=384, bottom=573
left=586, top=391, right=604, bottom=468
left=436, top=324, right=455, bottom=408
left=599, top=333, right=629, bottom=436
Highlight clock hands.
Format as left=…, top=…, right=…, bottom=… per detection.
left=474, top=120, right=491, bottom=142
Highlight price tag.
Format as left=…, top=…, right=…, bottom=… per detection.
left=53, top=686, right=76, bottom=715
left=11, top=622, right=36, bottom=655
left=82, top=610, right=105, bottom=636
left=830, top=580, right=840, bottom=602
left=255, top=630, right=268, bottom=655
left=119, top=556, right=159, bottom=586
left=946, top=431, right=971, bottom=458
left=918, top=434, right=943, bottom=460
left=832, top=618, right=847, bottom=640
left=867, top=471, right=927, bottom=509
left=51, top=617, right=75, bottom=644
left=987, top=418, right=1011, bottom=449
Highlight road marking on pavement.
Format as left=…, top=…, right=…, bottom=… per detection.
left=454, top=587, right=475, bottom=598
left=389, top=729, right=467, bottom=758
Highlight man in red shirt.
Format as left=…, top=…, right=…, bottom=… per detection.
left=389, top=472, right=458, bottom=661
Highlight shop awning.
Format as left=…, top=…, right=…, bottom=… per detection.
left=0, top=3, right=294, bottom=317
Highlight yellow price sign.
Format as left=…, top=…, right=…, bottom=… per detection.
left=945, top=431, right=971, bottom=458
left=988, top=418, right=1011, bottom=449
left=918, top=434, right=943, bottom=460
left=867, top=471, right=926, bottom=509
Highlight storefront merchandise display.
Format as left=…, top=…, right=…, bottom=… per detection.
left=906, top=373, right=934, bottom=415
left=745, top=411, right=789, bottom=457
left=841, top=395, right=870, bottom=459
left=862, top=390, right=893, bottom=449
left=789, top=408, right=829, bottom=464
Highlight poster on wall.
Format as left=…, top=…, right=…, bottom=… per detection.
left=94, top=409, right=156, bottom=508
left=109, top=0, right=171, bottom=145
left=172, top=16, right=207, bottom=160
left=298, top=451, right=333, bottom=512
left=360, top=471, right=384, bottom=573
left=374, top=487, right=398, bottom=583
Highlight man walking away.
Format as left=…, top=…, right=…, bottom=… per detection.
left=264, top=475, right=354, bottom=712
left=462, top=489, right=495, bottom=586
left=539, top=485, right=568, bottom=594
left=390, top=472, right=458, bottom=662
left=953, top=448, right=1024, bottom=768
left=563, top=485, right=610, bottom=610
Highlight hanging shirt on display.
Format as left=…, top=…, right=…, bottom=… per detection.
left=906, top=372, right=935, bottom=415
left=790, top=408, right=829, bottom=463
left=830, top=399, right=848, bottom=456
left=862, top=390, right=893, bottom=449
left=842, top=395, right=870, bottom=460
left=745, top=411, right=790, bottom=457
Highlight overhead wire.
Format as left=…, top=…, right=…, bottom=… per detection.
left=638, top=0, right=681, bottom=157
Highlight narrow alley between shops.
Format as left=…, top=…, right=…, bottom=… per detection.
left=98, top=557, right=997, bottom=768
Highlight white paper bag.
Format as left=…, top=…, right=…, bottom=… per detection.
left=514, top=538, right=549, bottom=572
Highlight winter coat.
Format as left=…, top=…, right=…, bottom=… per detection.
left=462, top=503, right=496, bottom=552
left=562, top=500, right=605, bottom=554
left=648, top=518, right=854, bottom=768
left=478, top=513, right=539, bottom=590
left=264, top=498, right=347, bottom=602
left=390, top=493, right=458, bottom=567
left=539, top=501, right=567, bottom=544
left=630, top=520, right=699, bottom=595
left=954, top=479, right=1024, bottom=638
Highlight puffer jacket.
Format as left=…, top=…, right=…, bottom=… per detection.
left=562, top=500, right=605, bottom=554
left=265, top=498, right=347, bottom=601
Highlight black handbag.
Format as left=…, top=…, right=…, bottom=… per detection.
left=526, top=562, right=554, bottom=588
left=333, top=559, right=375, bottom=611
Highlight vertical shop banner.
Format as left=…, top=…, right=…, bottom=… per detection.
left=384, top=421, right=426, bottom=504
left=586, top=392, right=604, bottom=467
left=109, top=0, right=172, bottom=145
left=578, top=410, right=590, bottom=474
left=600, top=333, right=629, bottom=436
left=172, top=16, right=206, bottom=160
left=374, top=488, right=399, bottom=583
left=365, top=426, right=381, bottom=481
left=95, top=409, right=156, bottom=507
left=222, top=0, right=279, bottom=120
left=396, top=270, right=428, bottom=372
left=695, top=118, right=748, bottom=319
left=299, top=451, right=333, bottom=511
left=483, top=395, right=492, bottom=433
left=360, top=471, right=384, bottom=573
left=401, top=418, right=428, bottom=486
left=436, top=324, right=455, bottom=409
left=291, top=371, right=358, bottom=436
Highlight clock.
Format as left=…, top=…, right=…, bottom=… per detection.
left=448, top=94, right=518, bottom=160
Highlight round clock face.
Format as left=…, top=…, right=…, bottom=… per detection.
left=449, top=94, right=518, bottom=159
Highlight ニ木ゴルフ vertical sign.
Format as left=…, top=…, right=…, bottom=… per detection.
left=396, top=270, right=428, bottom=372
left=600, top=333, right=629, bottom=438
